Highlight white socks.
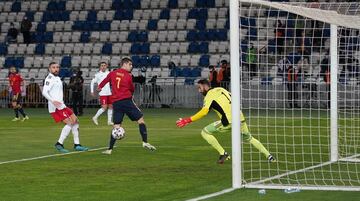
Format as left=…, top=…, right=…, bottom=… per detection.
left=107, top=109, right=113, bottom=123
left=94, top=108, right=106, bottom=119
left=58, top=124, right=72, bottom=144
left=72, top=123, right=80, bottom=145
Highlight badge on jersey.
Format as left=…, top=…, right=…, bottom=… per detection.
left=46, top=81, right=50, bottom=85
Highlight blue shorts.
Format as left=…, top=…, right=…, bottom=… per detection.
left=112, top=98, right=143, bottom=124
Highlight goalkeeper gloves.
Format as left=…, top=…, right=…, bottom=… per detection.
left=176, top=117, right=192, bottom=128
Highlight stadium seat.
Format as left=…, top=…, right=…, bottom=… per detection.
left=199, top=55, right=210, bottom=67
left=63, top=43, right=74, bottom=54
left=61, top=56, right=72, bottom=68
left=147, top=19, right=158, bottom=30
left=102, top=43, right=112, bottom=55
left=35, top=43, right=45, bottom=55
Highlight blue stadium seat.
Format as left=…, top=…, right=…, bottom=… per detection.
left=198, top=9, right=208, bottom=20
left=0, top=43, right=7, bottom=55
left=191, top=67, right=202, bottom=77
left=147, top=20, right=158, bottom=30
left=130, top=43, right=141, bottom=54
left=267, top=39, right=276, bottom=54
left=11, top=2, right=21, bottom=12
left=25, top=11, right=35, bottom=21
left=122, top=0, right=132, bottom=9
left=168, top=0, right=178, bottom=8
left=248, top=28, right=257, bottom=40
left=112, top=0, right=122, bottom=10
left=198, top=42, right=208, bottom=53
left=140, top=43, right=150, bottom=54
left=138, top=31, right=148, bottom=42
left=132, top=0, right=141, bottom=9
left=61, top=56, right=72, bottom=68
left=36, top=22, right=46, bottom=32
left=102, top=43, right=113, bottom=55
left=139, top=56, right=150, bottom=67
left=150, top=55, right=160, bottom=67
left=199, top=55, right=210, bottom=67
left=87, top=11, right=97, bottom=21
left=170, top=67, right=183, bottom=77
left=261, top=77, right=273, bottom=85
left=131, top=55, right=140, bottom=67
left=44, top=32, right=53, bottom=43
left=323, top=28, right=330, bottom=38
left=216, top=29, right=227, bottom=41
left=182, top=67, right=192, bottom=77
left=123, top=9, right=134, bottom=20
left=4, top=57, right=15, bottom=68
left=206, top=30, right=217, bottom=41
left=13, top=57, right=24, bottom=68
left=33, top=33, right=44, bottom=43
left=57, top=1, right=66, bottom=10
left=61, top=11, right=70, bottom=21
left=80, top=32, right=90, bottom=43
left=195, top=20, right=206, bottom=30
left=188, top=42, right=198, bottom=53
left=160, top=9, right=170, bottom=19
left=197, top=30, right=207, bottom=40
left=101, top=21, right=111, bottom=31
left=206, top=0, right=215, bottom=8
left=128, top=31, right=138, bottom=42
left=195, top=0, right=206, bottom=8
left=188, top=9, right=198, bottom=19
left=92, top=22, right=101, bottom=31
left=59, top=68, right=71, bottom=78
left=35, top=44, right=45, bottom=55
left=186, top=30, right=197, bottom=41
left=47, top=1, right=57, bottom=11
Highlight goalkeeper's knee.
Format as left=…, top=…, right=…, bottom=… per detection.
left=242, top=132, right=253, bottom=142
left=201, top=129, right=211, bottom=139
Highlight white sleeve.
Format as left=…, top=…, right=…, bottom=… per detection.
left=90, top=76, right=97, bottom=93
left=42, top=79, right=54, bottom=102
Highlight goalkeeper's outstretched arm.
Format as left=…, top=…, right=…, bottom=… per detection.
left=176, top=107, right=209, bottom=128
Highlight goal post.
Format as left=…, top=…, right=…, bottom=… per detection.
left=231, top=0, right=360, bottom=191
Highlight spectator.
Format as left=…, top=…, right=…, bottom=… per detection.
left=245, top=43, right=257, bottom=78
left=296, top=30, right=311, bottom=63
left=287, top=65, right=299, bottom=108
left=274, top=20, right=285, bottom=55
left=26, top=78, right=42, bottom=107
left=208, top=65, right=219, bottom=87
left=218, top=60, right=230, bottom=90
left=277, top=57, right=291, bottom=78
left=7, top=23, right=18, bottom=43
left=21, top=17, right=32, bottom=44
left=69, top=70, right=84, bottom=116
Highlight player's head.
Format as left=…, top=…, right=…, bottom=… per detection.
left=9, top=66, right=17, bottom=74
left=99, top=61, right=108, bottom=72
left=197, top=79, right=211, bottom=96
left=120, top=57, right=133, bottom=72
left=49, top=62, right=60, bottom=76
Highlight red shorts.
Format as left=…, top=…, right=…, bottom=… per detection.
left=51, top=107, right=74, bottom=123
left=100, top=96, right=112, bottom=105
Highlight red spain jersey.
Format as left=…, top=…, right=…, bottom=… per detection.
left=98, top=68, right=134, bottom=102
left=8, top=73, right=23, bottom=94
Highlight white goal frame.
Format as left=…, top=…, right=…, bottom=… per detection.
left=230, top=0, right=360, bottom=191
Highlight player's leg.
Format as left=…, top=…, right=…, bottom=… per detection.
left=55, top=117, right=73, bottom=153
left=103, top=100, right=125, bottom=154
left=201, top=121, right=230, bottom=163
left=240, top=115, right=275, bottom=162
left=107, top=103, right=113, bottom=125
left=68, top=113, right=88, bottom=151
left=126, top=100, right=156, bottom=151
left=11, top=96, right=20, bottom=121
left=92, top=100, right=107, bottom=125
left=17, top=96, right=29, bottom=121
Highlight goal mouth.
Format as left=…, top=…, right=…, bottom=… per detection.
left=230, top=0, right=360, bottom=191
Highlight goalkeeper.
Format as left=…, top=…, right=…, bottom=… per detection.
left=176, top=79, right=276, bottom=164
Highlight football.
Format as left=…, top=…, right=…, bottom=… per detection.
left=111, top=127, right=125, bottom=140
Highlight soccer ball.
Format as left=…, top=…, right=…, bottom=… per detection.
left=111, top=127, right=125, bottom=140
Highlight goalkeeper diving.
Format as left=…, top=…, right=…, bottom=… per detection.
left=176, top=79, right=276, bottom=164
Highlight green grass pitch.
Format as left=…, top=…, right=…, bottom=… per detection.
left=0, top=108, right=359, bottom=201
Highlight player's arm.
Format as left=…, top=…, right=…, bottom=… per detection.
left=176, top=107, right=209, bottom=128
left=90, top=76, right=97, bottom=96
left=98, top=73, right=111, bottom=91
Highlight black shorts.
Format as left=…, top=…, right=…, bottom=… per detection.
left=112, top=98, right=143, bottom=124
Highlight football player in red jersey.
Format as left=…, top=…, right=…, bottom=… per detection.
left=8, top=66, right=29, bottom=121
left=98, top=58, right=156, bottom=154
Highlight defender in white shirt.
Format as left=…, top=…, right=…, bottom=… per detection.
left=90, top=62, right=113, bottom=125
left=42, top=62, right=88, bottom=153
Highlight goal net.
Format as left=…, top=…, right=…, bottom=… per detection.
left=235, top=0, right=360, bottom=191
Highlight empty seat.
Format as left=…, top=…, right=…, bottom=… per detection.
left=112, top=43, right=121, bottom=54
left=158, top=31, right=167, bottom=42
left=54, top=44, right=64, bottom=54
left=167, top=31, right=177, bottom=41
left=169, top=42, right=179, bottom=53
left=63, top=44, right=74, bottom=54
left=62, top=32, right=71, bottom=42
left=73, top=43, right=84, bottom=54
left=45, top=44, right=55, bottom=54
left=93, top=43, right=103, bottom=54
left=83, top=43, right=93, bottom=54
left=99, top=31, right=110, bottom=42
left=159, top=42, right=170, bottom=54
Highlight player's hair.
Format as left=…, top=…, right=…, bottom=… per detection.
left=119, top=57, right=132, bottom=67
left=197, top=79, right=210, bottom=86
left=99, top=61, right=108, bottom=66
left=49, top=62, right=58, bottom=67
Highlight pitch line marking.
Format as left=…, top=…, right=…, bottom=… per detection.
left=186, top=188, right=236, bottom=201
